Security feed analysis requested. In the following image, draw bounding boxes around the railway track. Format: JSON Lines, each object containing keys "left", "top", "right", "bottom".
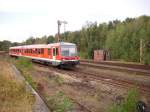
{"left": 34, "top": 63, "right": 94, "bottom": 112}
{"left": 35, "top": 62, "right": 150, "bottom": 96}
{"left": 80, "top": 60, "right": 150, "bottom": 75}
{"left": 80, "top": 59, "right": 150, "bottom": 70}
{"left": 33, "top": 62, "right": 150, "bottom": 112}
{"left": 51, "top": 67, "right": 150, "bottom": 96}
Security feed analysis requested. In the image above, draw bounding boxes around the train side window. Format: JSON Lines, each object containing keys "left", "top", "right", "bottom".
{"left": 56, "top": 48, "right": 58, "bottom": 55}
{"left": 48, "top": 48, "right": 51, "bottom": 55}
{"left": 41, "top": 48, "right": 44, "bottom": 54}
{"left": 38, "top": 49, "right": 41, "bottom": 54}
{"left": 35, "top": 49, "right": 37, "bottom": 54}
{"left": 33, "top": 49, "right": 35, "bottom": 54}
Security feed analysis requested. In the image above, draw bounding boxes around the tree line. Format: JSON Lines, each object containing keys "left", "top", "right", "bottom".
{"left": 0, "top": 15, "right": 149, "bottom": 64}
{"left": 61, "top": 15, "right": 150, "bottom": 64}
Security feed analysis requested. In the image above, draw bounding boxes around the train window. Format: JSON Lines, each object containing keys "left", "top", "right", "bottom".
{"left": 41, "top": 48, "right": 44, "bottom": 54}
{"left": 53, "top": 48, "right": 56, "bottom": 56}
{"left": 33, "top": 49, "right": 35, "bottom": 54}
{"left": 56, "top": 48, "right": 58, "bottom": 55}
{"left": 53, "top": 48, "right": 58, "bottom": 56}
{"left": 35, "top": 49, "right": 37, "bottom": 54}
{"left": 61, "top": 45, "right": 77, "bottom": 56}
{"left": 32, "top": 49, "right": 34, "bottom": 54}
{"left": 38, "top": 49, "right": 41, "bottom": 54}
{"left": 48, "top": 48, "right": 51, "bottom": 55}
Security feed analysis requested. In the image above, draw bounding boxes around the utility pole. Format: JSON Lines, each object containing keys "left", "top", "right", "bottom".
{"left": 57, "top": 20, "right": 67, "bottom": 42}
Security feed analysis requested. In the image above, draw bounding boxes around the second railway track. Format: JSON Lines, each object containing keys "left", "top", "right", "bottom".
{"left": 35, "top": 62, "right": 150, "bottom": 96}
{"left": 80, "top": 60, "right": 150, "bottom": 75}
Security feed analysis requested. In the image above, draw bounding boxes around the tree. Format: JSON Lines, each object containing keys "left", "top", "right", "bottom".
{"left": 47, "top": 35, "right": 55, "bottom": 44}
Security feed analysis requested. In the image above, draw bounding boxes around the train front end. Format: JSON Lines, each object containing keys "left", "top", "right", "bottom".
{"left": 60, "top": 42, "right": 80, "bottom": 68}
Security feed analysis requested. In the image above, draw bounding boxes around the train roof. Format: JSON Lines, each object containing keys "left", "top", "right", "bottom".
{"left": 9, "top": 42, "right": 76, "bottom": 49}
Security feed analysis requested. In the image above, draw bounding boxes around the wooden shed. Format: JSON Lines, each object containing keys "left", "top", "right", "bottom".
{"left": 94, "top": 50, "right": 110, "bottom": 61}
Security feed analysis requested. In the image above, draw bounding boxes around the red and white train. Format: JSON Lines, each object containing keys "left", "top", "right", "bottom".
{"left": 9, "top": 42, "right": 80, "bottom": 68}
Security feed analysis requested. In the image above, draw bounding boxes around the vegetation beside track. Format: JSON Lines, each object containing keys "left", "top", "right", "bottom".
{"left": 0, "top": 57, "right": 34, "bottom": 112}
{"left": 14, "top": 57, "right": 74, "bottom": 112}
{"left": 14, "top": 57, "right": 37, "bottom": 90}
{"left": 46, "top": 91, "right": 73, "bottom": 112}
{"left": 3, "top": 55, "right": 148, "bottom": 112}
{"left": 108, "top": 89, "right": 139, "bottom": 112}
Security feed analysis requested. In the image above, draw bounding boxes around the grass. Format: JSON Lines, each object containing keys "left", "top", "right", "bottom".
{"left": 108, "top": 88, "right": 139, "bottom": 112}
{"left": 0, "top": 60, "right": 34, "bottom": 112}
{"left": 15, "top": 57, "right": 37, "bottom": 89}
{"left": 46, "top": 91, "right": 73, "bottom": 112}
{"left": 15, "top": 57, "right": 33, "bottom": 70}
{"left": 53, "top": 75, "right": 64, "bottom": 85}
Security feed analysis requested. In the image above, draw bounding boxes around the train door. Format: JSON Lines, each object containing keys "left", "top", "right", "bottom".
{"left": 52, "top": 47, "right": 56, "bottom": 60}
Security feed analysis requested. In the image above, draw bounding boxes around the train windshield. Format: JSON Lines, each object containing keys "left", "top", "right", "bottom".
{"left": 61, "top": 45, "right": 77, "bottom": 56}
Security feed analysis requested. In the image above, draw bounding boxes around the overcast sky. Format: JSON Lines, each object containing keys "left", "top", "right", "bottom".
{"left": 0, "top": 0, "right": 150, "bottom": 42}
